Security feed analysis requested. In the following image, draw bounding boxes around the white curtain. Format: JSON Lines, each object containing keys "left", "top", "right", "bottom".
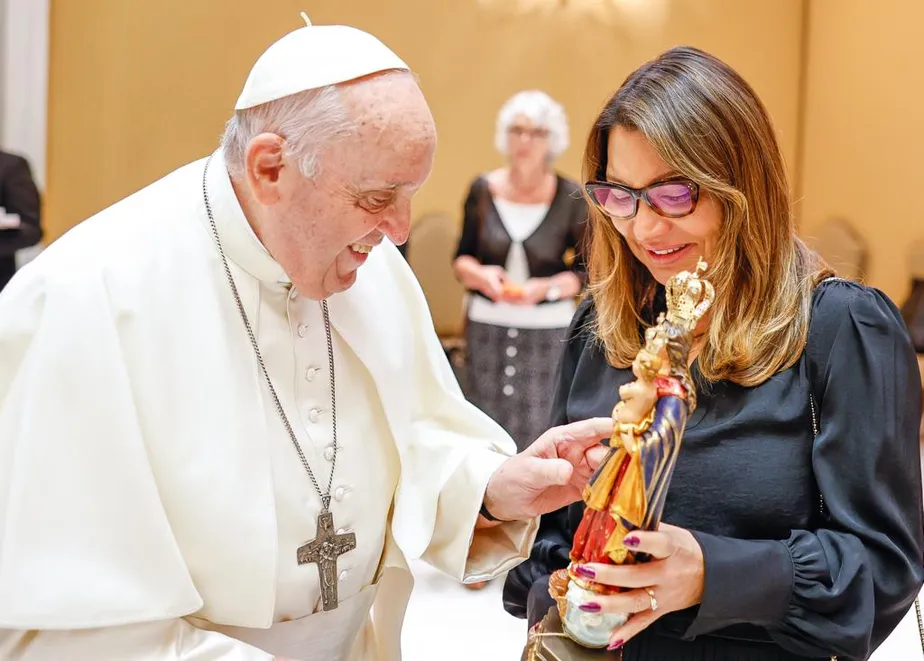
{"left": 0, "top": 0, "right": 50, "bottom": 190}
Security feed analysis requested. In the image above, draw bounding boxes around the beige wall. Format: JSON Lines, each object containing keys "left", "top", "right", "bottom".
{"left": 799, "top": 0, "right": 923, "bottom": 303}
{"left": 45, "top": 0, "right": 804, "bottom": 247}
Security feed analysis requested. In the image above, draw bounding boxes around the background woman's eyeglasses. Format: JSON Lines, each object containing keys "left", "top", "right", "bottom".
{"left": 584, "top": 178, "right": 700, "bottom": 220}
{"left": 508, "top": 126, "right": 549, "bottom": 140}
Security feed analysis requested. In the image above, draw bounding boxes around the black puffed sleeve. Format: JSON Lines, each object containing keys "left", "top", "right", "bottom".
{"left": 685, "top": 281, "right": 924, "bottom": 660}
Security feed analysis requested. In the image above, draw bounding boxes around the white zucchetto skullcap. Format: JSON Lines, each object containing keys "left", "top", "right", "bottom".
{"left": 234, "top": 12, "right": 410, "bottom": 110}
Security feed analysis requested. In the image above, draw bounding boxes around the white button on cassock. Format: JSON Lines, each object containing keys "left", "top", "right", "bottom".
{"left": 297, "top": 324, "right": 308, "bottom": 338}
{"left": 334, "top": 486, "right": 347, "bottom": 501}
{"left": 308, "top": 408, "right": 321, "bottom": 423}
{"left": 324, "top": 445, "right": 335, "bottom": 461}
{"left": 305, "top": 367, "right": 319, "bottom": 381}
{"left": 506, "top": 347, "right": 517, "bottom": 358}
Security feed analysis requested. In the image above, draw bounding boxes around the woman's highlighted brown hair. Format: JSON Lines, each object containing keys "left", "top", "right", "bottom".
{"left": 582, "top": 46, "right": 832, "bottom": 386}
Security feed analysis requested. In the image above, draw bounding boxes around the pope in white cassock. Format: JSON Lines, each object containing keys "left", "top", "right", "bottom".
{"left": 0, "top": 16, "right": 611, "bottom": 661}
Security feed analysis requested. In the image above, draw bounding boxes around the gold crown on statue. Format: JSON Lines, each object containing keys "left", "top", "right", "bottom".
{"left": 664, "top": 258, "right": 715, "bottom": 331}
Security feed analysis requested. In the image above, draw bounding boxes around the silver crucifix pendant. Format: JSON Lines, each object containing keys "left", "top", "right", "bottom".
{"left": 297, "top": 510, "right": 357, "bottom": 611}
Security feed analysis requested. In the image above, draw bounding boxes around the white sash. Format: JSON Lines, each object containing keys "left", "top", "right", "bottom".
{"left": 187, "top": 582, "right": 380, "bottom": 661}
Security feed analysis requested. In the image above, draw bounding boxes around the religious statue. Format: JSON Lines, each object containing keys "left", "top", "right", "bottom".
{"left": 546, "top": 260, "right": 715, "bottom": 650}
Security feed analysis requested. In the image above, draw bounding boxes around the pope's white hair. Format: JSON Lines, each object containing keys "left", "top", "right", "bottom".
{"left": 494, "top": 90, "right": 570, "bottom": 161}
{"left": 221, "top": 85, "right": 353, "bottom": 179}
{"left": 221, "top": 70, "right": 413, "bottom": 180}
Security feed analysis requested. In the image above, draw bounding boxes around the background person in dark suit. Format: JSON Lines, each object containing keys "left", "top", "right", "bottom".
{"left": 0, "top": 150, "right": 42, "bottom": 291}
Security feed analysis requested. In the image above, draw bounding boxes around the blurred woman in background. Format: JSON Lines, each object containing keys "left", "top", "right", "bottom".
{"left": 453, "top": 90, "right": 588, "bottom": 454}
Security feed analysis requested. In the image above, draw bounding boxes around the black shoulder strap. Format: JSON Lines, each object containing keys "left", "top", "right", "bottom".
{"left": 809, "top": 277, "right": 842, "bottom": 521}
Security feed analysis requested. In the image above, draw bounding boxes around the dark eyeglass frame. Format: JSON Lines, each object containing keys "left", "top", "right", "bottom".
{"left": 584, "top": 178, "right": 700, "bottom": 220}
{"left": 507, "top": 126, "right": 550, "bottom": 139}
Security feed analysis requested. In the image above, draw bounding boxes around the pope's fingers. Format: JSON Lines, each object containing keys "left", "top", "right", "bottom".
{"left": 523, "top": 456, "right": 573, "bottom": 487}
{"left": 551, "top": 417, "right": 615, "bottom": 448}
{"left": 583, "top": 444, "right": 610, "bottom": 470}
{"left": 623, "top": 530, "right": 677, "bottom": 560}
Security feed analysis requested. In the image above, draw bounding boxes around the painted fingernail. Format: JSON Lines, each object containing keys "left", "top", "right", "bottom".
{"left": 623, "top": 535, "right": 640, "bottom": 548}
{"left": 574, "top": 565, "right": 596, "bottom": 579}
{"left": 579, "top": 602, "right": 601, "bottom": 612}
{"left": 607, "top": 639, "right": 624, "bottom": 651}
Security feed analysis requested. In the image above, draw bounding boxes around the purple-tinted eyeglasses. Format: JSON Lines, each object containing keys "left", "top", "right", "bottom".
{"left": 584, "top": 178, "right": 700, "bottom": 221}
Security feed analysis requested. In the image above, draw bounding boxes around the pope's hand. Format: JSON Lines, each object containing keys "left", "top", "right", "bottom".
{"left": 481, "top": 418, "right": 613, "bottom": 523}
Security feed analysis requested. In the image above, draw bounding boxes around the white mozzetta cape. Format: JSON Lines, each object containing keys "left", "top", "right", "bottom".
{"left": 0, "top": 152, "right": 538, "bottom": 660}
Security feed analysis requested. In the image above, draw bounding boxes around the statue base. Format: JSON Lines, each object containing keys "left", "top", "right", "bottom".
{"left": 560, "top": 581, "right": 629, "bottom": 648}
{"left": 522, "top": 606, "right": 623, "bottom": 661}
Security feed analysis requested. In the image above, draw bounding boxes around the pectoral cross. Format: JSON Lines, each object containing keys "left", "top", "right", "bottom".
{"left": 297, "top": 510, "right": 357, "bottom": 611}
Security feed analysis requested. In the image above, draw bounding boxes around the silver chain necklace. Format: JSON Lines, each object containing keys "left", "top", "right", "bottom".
{"left": 202, "top": 154, "right": 356, "bottom": 611}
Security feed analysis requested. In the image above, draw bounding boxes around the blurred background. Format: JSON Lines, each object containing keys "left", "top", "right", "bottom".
{"left": 0, "top": 0, "right": 924, "bottom": 301}
{"left": 3, "top": 0, "right": 923, "bottom": 339}
{"left": 1, "top": 0, "right": 922, "bottom": 658}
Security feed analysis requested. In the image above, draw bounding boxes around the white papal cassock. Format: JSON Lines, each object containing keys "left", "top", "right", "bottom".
{"left": 0, "top": 150, "right": 538, "bottom": 660}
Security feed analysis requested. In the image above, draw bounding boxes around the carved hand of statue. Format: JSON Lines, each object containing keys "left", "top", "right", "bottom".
{"left": 570, "top": 523, "right": 705, "bottom": 651}
{"left": 616, "top": 381, "right": 657, "bottom": 426}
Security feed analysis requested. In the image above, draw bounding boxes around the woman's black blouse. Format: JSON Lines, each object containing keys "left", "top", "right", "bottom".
{"left": 503, "top": 279, "right": 924, "bottom": 661}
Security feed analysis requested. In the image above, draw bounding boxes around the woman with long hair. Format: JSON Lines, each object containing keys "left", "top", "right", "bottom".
{"left": 504, "top": 46, "right": 924, "bottom": 660}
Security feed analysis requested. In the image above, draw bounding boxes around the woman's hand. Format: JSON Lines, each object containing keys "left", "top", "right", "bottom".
{"left": 472, "top": 265, "right": 507, "bottom": 301}
{"left": 451, "top": 256, "right": 507, "bottom": 301}
{"left": 572, "top": 524, "right": 706, "bottom": 650}
{"left": 514, "top": 272, "right": 582, "bottom": 306}
{"left": 515, "top": 278, "right": 552, "bottom": 305}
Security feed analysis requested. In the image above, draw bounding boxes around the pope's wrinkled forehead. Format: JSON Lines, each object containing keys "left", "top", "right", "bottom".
{"left": 327, "top": 74, "right": 436, "bottom": 191}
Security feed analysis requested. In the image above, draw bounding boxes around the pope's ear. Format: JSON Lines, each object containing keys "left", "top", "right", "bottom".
{"left": 245, "top": 133, "right": 285, "bottom": 204}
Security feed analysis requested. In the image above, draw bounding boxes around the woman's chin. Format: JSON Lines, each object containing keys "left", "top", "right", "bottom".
{"left": 645, "top": 254, "right": 707, "bottom": 284}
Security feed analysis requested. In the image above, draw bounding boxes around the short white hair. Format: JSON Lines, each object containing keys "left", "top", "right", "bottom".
{"left": 494, "top": 90, "right": 570, "bottom": 160}
{"left": 221, "top": 85, "right": 354, "bottom": 180}
{"left": 220, "top": 70, "right": 414, "bottom": 180}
